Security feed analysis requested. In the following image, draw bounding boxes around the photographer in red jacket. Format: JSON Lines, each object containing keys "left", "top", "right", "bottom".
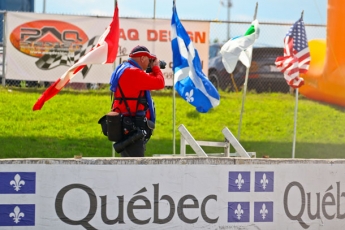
{"left": 109, "top": 45, "right": 165, "bottom": 157}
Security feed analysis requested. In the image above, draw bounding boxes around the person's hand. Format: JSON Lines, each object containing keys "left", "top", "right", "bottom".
{"left": 152, "top": 58, "right": 160, "bottom": 67}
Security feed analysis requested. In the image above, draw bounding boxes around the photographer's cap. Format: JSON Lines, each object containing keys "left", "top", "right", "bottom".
{"left": 129, "top": 45, "right": 156, "bottom": 59}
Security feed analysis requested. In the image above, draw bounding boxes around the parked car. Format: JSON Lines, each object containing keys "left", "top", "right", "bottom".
{"left": 208, "top": 44, "right": 290, "bottom": 93}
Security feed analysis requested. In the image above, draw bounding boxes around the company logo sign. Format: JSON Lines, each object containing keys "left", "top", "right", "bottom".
{"left": 228, "top": 171, "right": 274, "bottom": 223}
{"left": 0, "top": 172, "right": 36, "bottom": 227}
{"left": 10, "top": 20, "right": 96, "bottom": 77}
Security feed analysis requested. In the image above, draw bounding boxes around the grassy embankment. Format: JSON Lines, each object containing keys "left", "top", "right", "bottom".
{"left": 1, "top": 86, "right": 344, "bottom": 159}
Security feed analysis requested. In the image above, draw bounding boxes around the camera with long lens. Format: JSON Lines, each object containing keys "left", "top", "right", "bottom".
{"left": 146, "top": 60, "right": 166, "bottom": 73}
{"left": 113, "top": 129, "right": 147, "bottom": 153}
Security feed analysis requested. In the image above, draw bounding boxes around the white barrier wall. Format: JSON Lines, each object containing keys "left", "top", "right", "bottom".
{"left": 1, "top": 157, "right": 345, "bottom": 230}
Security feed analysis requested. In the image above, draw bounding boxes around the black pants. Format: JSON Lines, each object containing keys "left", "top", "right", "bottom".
{"left": 119, "top": 139, "right": 146, "bottom": 157}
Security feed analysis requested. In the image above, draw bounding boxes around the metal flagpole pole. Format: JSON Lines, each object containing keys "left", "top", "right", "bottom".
{"left": 112, "top": 0, "right": 118, "bottom": 157}
{"left": 172, "top": 0, "right": 176, "bottom": 156}
{"left": 292, "top": 88, "right": 299, "bottom": 158}
{"left": 2, "top": 11, "right": 6, "bottom": 86}
{"left": 173, "top": 76, "right": 176, "bottom": 156}
{"left": 237, "top": 2, "right": 258, "bottom": 140}
{"left": 292, "top": 10, "right": 304, "bottom": 158}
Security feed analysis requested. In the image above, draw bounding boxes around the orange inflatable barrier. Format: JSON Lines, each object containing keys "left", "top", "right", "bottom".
{"left": 299, "top": 0, "right": 345, "bottom": 107}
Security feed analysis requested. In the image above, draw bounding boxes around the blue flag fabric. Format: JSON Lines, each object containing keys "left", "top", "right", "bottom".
{"left": 109, "top": 59, "right": 156, "bottom": 122}
{"left": 171, "top": 1, "right": 220, "bottom": 113}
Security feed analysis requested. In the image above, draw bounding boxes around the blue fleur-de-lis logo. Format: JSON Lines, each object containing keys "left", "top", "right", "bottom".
{"left": 9, "top": 206, "right": 25, "bottom": 224}
{"left": 260, "top": 173, "right": 269, "bottom": 190}
{"left": 235, "top": 173, "right": 245, "bottom": 190}
{"left": 10, "top": 174, "right": 25, "bottom": 192}
{"left": 260, "top": 203, "right": 268, "bottom": 219}
{"left": 234, "top": 204, "right": 244, "bottom": 220}
{"left": 185, "top": 89, "right": 194, "bottom": 103}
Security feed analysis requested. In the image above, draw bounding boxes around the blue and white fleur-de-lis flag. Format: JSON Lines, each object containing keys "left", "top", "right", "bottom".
{"left": 171, "top": 1, "right": 220, "bottom": 113}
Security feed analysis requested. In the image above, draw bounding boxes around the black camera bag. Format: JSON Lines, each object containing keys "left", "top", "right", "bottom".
{"left": 98, "top": 112, "right": 123, "bottom": 142}
{"left": 98, "top": 115, "right": 107, "bottom": 136}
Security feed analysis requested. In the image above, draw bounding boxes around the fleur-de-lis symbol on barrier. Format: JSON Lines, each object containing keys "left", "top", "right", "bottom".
{"left": 185, "top": 89, "right": 194, "bottom": 103}
{"left": 260, "top": 173, "right": 269, "bottom": 190}
{"left": 234, "top": 203, "right": 244, "bottom": 220}
{"left": 9, "top": 206, "right": 25, "bottom": 224}
{"left": 260, "top": 203, "right": 268, "bottom": 219}
{"left": 235, "top": 173, "right": 244, "bottom": 190}
{"left": 10, "top": 174, "right": 25, "bottom": 192}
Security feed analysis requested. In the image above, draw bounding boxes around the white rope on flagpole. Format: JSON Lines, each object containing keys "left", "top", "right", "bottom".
{"left": 237, "top": 2, "right": 258, "bottom": 140}
{"left": 292, "top": 88, "right": 299, "bottom": 158}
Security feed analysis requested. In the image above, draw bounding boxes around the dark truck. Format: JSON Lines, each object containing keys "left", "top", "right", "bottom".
{"left": 208, "top": 44, "right": 289, "bottom": 93}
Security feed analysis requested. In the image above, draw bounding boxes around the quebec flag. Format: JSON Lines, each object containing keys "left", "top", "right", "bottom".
{"left": 171, "top": 0, "right": 220, "bottom": 113}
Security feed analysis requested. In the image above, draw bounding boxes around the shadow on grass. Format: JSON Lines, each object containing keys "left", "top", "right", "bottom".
{"left": 1, "top": 137, "right": 345, "bottom": 160}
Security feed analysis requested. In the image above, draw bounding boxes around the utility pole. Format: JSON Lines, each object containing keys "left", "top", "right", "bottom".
{"left": 221, "top": 0, "right": 232, "bottom": 40}
{"left": 43, "top": 0, "right": 46, "bottom": 13}
{"left": 153, "top": 0, "right": 156, "bottom": 19}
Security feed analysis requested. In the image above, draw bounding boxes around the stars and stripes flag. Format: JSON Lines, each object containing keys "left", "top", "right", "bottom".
{"left": 275, "top": 17, "right": 310, "bottom": 88}
{"left": 32, "top": 3, "right": 120, "bottom": 111}
{"left": 171, "top": 0, "right": 220, "bottom": 113}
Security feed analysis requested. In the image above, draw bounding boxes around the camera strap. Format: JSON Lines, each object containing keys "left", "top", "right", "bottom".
{"left": 112, "top": 84, "right": 147, "bottom": 116}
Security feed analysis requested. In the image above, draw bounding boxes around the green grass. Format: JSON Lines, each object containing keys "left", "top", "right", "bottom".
{"left": 1, "top": 86, "right": 345, "bottom": 159}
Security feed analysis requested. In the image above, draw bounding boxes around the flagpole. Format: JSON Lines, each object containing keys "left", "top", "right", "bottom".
{"left": 112, "top": 0, "right": 118, "bottom": 158}
{"left": 237, "top": 2, "right": 258, "bottom": 140}
{"left": 172, "top": 0, "right": 176, "bottom": 156}
{"left": 173, "top": 76, "right": 176, "bottom": 156}
{"left": 291, "top": 10, "right": 304, "bottom": 158}
{"left": 292, "top": 88, "right": 299, "bottom": 158}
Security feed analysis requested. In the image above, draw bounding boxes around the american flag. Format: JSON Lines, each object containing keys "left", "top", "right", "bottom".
{"left": 275, "top": 18, "right": 310, "bottom": 88}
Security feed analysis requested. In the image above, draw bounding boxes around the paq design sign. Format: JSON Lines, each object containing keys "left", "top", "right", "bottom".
{"left": 6, "top": 12, "right": 209, "bottom": 84}
{"left": 10, "top": 20, "right": 97, "bottom": 78}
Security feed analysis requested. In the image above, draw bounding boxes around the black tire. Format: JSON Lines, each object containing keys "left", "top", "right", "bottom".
{"left": 208, "top": 72, "right": 219, "bottom": 90}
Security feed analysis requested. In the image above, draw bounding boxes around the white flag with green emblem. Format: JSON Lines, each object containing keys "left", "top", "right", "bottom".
{"left": 220, "top": 19, "right": 259, "bottom": 73}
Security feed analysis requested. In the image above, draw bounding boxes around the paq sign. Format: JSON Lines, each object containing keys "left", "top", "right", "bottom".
{"left": 10, "top": 20, "right": 89, "bottom": 58}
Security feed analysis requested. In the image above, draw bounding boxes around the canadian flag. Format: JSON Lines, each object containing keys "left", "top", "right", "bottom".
{"left": 33, "top": 3, "right": 119, "bottom": 111}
